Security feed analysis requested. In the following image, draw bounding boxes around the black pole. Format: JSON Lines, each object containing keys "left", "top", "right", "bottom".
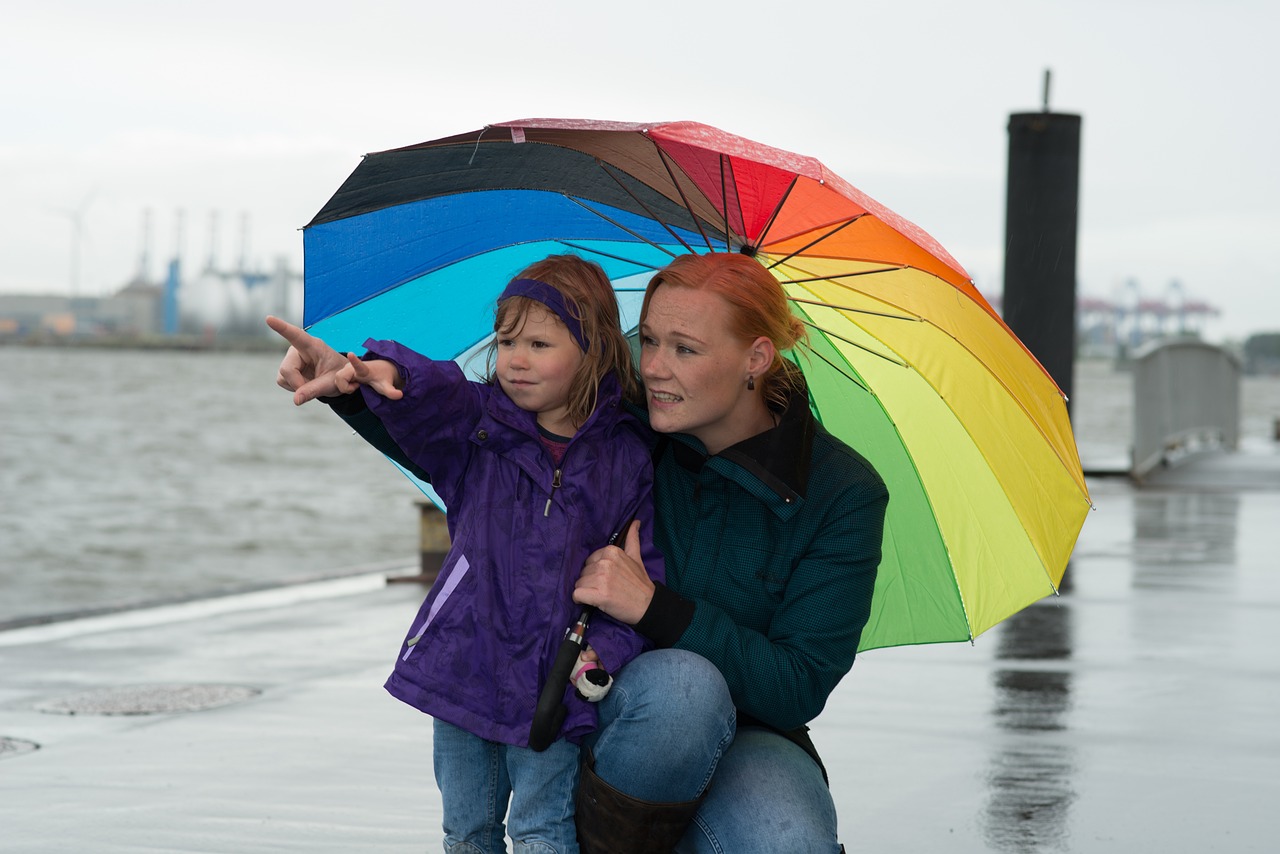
{"left": 528, "top": 607, "right": 592, "bottom": 752}
{"left": 1002, "top": 77, "right": 1082, "bottom": 412}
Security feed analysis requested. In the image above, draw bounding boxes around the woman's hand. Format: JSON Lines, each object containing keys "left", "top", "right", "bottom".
{"left": 574, "top": 522, "right": 656, "bottom": 626}
{"left": 266, "top": 315, "right": 351, "bottom": 405}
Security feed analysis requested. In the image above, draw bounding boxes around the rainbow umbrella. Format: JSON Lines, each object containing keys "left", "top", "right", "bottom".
{"left": 302, "top": 118, "right": 1092, "bottom": 652}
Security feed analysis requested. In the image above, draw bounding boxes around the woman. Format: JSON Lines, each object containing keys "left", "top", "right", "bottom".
{"left": 271, "top": 253, "right": 888, "bottom": 853}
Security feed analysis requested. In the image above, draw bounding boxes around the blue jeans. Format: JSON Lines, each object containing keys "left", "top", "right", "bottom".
{"left": 433, "top": 718, "right": 581, "bottom": 854}
{"left": 586, "top": 649, "right": 841, "bottom": 854}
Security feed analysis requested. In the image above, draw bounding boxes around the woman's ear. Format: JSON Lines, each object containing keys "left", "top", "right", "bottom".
{"left": 747, "top": 335, "right": 776, "bottom": 377}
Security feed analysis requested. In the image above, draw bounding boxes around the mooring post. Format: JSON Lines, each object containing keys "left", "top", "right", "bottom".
{"left": 1002, "top": 69, "right": 1083, "bottom": 414}
{"left": 389, "top": 499, "right": 451, "bottom": 586}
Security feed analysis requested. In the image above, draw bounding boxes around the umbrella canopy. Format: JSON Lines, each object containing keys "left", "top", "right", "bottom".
{"left": 302, "top": 118, "right": 1092, "bottom": 652}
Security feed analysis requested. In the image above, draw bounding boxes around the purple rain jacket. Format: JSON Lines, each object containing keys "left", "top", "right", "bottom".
{"left": 358, "top": 339, "right": 663, "bottom": 747}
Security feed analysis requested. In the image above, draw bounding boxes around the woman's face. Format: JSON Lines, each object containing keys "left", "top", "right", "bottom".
{"left": 639, "top": 285, "right": 772, "bottom": 454}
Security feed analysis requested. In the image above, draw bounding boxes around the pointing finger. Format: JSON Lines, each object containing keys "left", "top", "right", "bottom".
{"left": 265, "top": 315, "right": 312, "bottom": 349}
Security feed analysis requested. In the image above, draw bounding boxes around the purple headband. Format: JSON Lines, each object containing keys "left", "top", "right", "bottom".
{"left": 498, "top": 278, "right": 588, "bottom": 351}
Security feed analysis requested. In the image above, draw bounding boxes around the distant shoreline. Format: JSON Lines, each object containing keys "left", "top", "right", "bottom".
{"left": 0, "top": 334, "right": 287, "bottom": 353}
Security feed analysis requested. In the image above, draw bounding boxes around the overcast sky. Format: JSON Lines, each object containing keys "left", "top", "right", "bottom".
{"left": 4, "top": 0, "right": 1276, "bottom": 341}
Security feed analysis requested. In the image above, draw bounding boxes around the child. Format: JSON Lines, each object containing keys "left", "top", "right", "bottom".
{"left": 335, "top": 255, "right": 663, "bottom": 854}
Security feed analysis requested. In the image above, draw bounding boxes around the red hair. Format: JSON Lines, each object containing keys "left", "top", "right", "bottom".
{"left": 642, "top": 253, "right": 807, "bottom": 409}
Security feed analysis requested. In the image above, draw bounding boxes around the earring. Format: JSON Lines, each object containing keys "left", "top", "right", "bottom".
{"left": 746, "top": 376, "right": 755, "bottom": 391}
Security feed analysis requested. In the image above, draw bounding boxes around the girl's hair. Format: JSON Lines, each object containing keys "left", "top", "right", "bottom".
{"left": 487, "top": 255, "right": 641, "bottom": 427}
{"left": 641, "top": 253, "right": 807, "bottom": 411}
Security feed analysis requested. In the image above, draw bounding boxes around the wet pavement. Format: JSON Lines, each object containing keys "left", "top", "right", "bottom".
{"left": 2, "top": 455, "right": 1278, "bottom": 852}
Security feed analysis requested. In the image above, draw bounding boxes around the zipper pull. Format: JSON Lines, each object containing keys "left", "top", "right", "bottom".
{"left": 544, "top": 468, "right": 563, "bottom": 517}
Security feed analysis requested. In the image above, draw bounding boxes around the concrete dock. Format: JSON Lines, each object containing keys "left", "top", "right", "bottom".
{"left": 2, "top": 453, "right": 1278, "bottom": 853}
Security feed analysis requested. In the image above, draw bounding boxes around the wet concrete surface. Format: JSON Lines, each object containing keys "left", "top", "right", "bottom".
{"left": 817, "top": 459, "right": 1280, "bottom": 852}
{"left": 1, "top": 461, "right": 1277, "bottom": 852}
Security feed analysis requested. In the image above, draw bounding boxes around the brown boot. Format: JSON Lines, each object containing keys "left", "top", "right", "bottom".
{"left": 575, "top": 751, "right": 705, "bottom": 854}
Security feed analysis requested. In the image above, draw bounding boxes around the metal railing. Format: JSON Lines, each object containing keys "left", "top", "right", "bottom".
{"left": 1131, "top": 339, "right": 1240, "bottom": 481}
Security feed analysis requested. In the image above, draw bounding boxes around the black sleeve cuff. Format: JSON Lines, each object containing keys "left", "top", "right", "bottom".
{"left": 634, "top": 582, "right": 696, "bottom": 648}
{"left": 320, "top": 391, "right": 367, "bottom": 416}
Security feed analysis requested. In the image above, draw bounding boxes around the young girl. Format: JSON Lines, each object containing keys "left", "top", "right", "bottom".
{"left": 334, "top": 255, "right": 664, "bottom": 854}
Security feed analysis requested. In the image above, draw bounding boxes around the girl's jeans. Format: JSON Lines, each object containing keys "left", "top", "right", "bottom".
{"left": 433, "top": 718, "right": 580, "bottom": 854}
{"left": 585, "top": 648, "right": 842, "bottom": 854}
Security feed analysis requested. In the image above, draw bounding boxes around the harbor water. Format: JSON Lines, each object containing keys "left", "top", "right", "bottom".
{"left": 3, "top": 347, "right": 1279, "bottom": 627}
{"left": 1, "top": 345, "right": 422, "bottom": 626}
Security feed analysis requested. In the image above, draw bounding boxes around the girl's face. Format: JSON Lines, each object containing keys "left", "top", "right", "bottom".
{"left": 496, "top": 307, "right": 585, "bottom": 436}
{"left": 639, "top": 285, "right": 773, "bottom": 454}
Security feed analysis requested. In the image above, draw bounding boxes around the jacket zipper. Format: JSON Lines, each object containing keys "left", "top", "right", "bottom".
{"left": 544, "top": 468, "right": 562, "bottom": 517}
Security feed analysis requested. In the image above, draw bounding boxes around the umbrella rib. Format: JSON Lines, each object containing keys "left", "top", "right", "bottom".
{"left": 562, "top": 196, "right": 681, "bottom": 260}
{"left": 792, "top": 339, "right": 871, "bottom": 392}
{"left": 723, "top": 154, "right": 753, "bottom": 252}
{"left": 797, "top": 320, "right": 910, "bottom": 369}
{"left": 594, "top": 160, "right": 697, "bottom": 254}
{"left": 765, "top": 215, "right": 865, "bottom": 270}
{"left": 787, "top": 296, "right": 920, "bottom": 323}
{"left": 651, "top": 142, "right": 718, "bottom": 252}
{"left": 780, "top": 266, "right": 905, "bottom": 286}
{"left": 555, "top": 240, "right": 668, "bottom": 275}
{"left": 753, "top": 175, "right": 797, "bottom": 250}
{"left": 719, "top": 154, "right": 731, "bottom": 252}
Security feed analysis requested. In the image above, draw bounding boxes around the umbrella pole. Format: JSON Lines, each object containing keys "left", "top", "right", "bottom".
{"left": 528, "top": 606, "right": 594, "bottom": 752}
{"left": 528, "top": 514, "right": 634, "bottom": 750}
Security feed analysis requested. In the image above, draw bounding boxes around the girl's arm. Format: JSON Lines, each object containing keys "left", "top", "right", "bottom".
{"left": 338, "top": 352, "right": 404, "bottom": 399}
{"left": 339, "top": 339, "right": 486, "bottom": 505}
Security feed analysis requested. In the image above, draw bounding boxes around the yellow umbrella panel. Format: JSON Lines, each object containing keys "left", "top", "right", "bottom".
{"left": 775, "top": 259, "right": 1092, "bottom": 651}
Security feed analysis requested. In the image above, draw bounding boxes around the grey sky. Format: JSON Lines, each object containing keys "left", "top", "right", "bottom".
{"left": 3, "top": 0, "right": 1276, "bottom": 340}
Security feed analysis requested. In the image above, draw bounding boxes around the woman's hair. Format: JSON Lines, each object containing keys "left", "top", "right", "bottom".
{"left": 641, "top": 253, "right": 807, "bottom": 411}
{"left": 487, "top": 254, "right": 641, "bottom": 427}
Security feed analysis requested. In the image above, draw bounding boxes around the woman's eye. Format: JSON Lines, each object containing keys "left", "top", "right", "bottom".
{"left": 676, "top": 345, "right": 695, "bottom": 355}
{"left": 640, "top": 336, "right": 657, "bottom": 347}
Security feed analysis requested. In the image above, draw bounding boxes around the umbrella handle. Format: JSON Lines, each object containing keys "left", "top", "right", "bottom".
{"left": 528, "top": 606, "right": 594, "bottom": 752}
{"left": 528, "top": 513, "right": 624, "bottom": 750}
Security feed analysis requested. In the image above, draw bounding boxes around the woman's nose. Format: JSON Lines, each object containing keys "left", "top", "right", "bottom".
{"left": 640, "top": 349, "right": 667, "bottom": 379}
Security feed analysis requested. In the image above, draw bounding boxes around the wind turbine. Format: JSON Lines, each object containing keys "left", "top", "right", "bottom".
{"left": 51, "top": 190, "right": 96, "bottom": 298}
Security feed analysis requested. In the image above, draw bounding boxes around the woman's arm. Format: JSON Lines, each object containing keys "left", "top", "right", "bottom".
{"left": 322, "top": 391, "right": 434, "bottom": 484}
{"left": 672, "top": 483, "right": 885, "bottom": 731}
{"left": 575, "top": 517, "right": 661, "bottom": 626}
{"left": 574, "top": 491, "right": 665, "bottom": 673}
{"left": 580, "top": 445, "right": 888, "bottom": 732}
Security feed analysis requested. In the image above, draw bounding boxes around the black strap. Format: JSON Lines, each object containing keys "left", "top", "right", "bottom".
{"left": 735, "top": 713, "right": 830, "bottom": 787}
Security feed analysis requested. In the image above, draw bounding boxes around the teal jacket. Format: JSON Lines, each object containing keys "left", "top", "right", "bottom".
{"left": 634, "top": 393, "right": 887, "bottom": 732}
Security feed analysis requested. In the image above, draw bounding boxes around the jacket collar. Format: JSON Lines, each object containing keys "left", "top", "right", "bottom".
{"left": 716, "top": 387, "right": 814, "bottom": 500}
{"left": 476, "top": 372, "right": 634, "bottom": 494}
{"left": 630, "top": 383, "right": 815, "bottom": 507}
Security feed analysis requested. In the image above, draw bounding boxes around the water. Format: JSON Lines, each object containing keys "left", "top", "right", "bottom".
{"left": 1, "top": 346, "right": 421, "bottom": 626}
{"left": 2, "top": 348, "right": 1278, "bottom": 626}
